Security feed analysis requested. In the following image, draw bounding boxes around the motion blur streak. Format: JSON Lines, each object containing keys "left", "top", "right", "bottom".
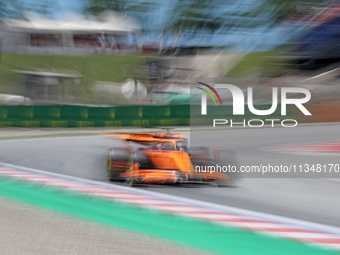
{"left": 0, "top": 169, "right": 338, "bottom": 255}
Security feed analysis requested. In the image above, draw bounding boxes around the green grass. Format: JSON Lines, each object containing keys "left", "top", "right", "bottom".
{"left": 0, "top": 54, "right": 148, "bottom": 103}
{"left": 227, "top": 50, "right": 287, "bottom": 78}
{"left": 0, "top": 51, "right": 287, "bottom": 104}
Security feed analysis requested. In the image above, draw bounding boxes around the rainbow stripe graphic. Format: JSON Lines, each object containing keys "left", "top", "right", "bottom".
{"left": 197, "top": 82, "right": 222, "bottom": 106}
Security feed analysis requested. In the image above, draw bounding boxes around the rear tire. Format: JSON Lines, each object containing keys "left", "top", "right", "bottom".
{"left": 107, "top": 152, "right": 112, "bottom": 181}
{"left": 215, "top": 150, "right": 240, "bottom": 187}
{"left": 107, "top": 148, "right": 132, "bottom": 181}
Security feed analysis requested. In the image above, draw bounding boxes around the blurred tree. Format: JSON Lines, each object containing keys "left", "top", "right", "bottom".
{"left": 0, "top": 0, "right": 55, "bottom": 18}
{"left": 165, "top": 0, "right": 331, "bottom": 34}
{"left": 125, "top": 1, "right": 159, "bottom": 33}
{"left": 166, "top": 0, "right": 227, "bottom": 34}
{"left": 236, "top": 0, "right": 333, "bottom": 28}
{"left": 82, "top": 0, "right": 159, "bottom": 32}
{"left": 83, "top": 0, "right": 127, "bottom": 14}
{"left": 0, "top": 0, "right": 21, "bottom": 17}
{"left": 81, "top": 0, "right": 333, "bottom": 39}
{"left": 83, "top": 0, "right": 157, "bottom": 16}
{"left": 30, "top": 0, "right": 55, "bottom": 16}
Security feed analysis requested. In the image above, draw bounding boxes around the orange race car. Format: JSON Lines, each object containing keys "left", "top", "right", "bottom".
{"left": 103, "top": 131, "right": 239, "bottom": 186}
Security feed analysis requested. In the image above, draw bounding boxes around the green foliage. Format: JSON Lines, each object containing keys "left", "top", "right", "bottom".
{"left": 82, "top": 0, "right": 159, "bottom": 33}
{"left": 0, "top": 0, "right": 22, "bottom": 18}
{"left": 166, "top": 0, "right": 330, "bottom": 34}
{"left": 83, "top": 0, "right": 157, "bottom": 18}
{"left": 0, "top": 0, "right": 55, "bottom": 18}
{"left": 166, "top": 0, "right": 228, "bottom": 34}
{"left": 235, "top": 0, "right": 331, "bottom": 29}
{"left": 83, "top": 0, "right": 127, "bottom": 14}
{"left": 81, "top": 0, "right": 330, "bottom": 37}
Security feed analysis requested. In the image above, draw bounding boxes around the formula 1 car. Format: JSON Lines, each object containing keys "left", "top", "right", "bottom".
{"left": 104, "top": 131, "right": 239, "bottom": 186}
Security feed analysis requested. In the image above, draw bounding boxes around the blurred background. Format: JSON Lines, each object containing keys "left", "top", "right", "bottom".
{"left": 0, "top": 0, "right": 339, "bottom": 110}
{"left": 1, "top": 1, "right": 340, "bottom": 255}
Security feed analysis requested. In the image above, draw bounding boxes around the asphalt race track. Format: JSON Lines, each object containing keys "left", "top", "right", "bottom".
{"left": 0, "top": 124, "right": 339, "bottom": 228}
